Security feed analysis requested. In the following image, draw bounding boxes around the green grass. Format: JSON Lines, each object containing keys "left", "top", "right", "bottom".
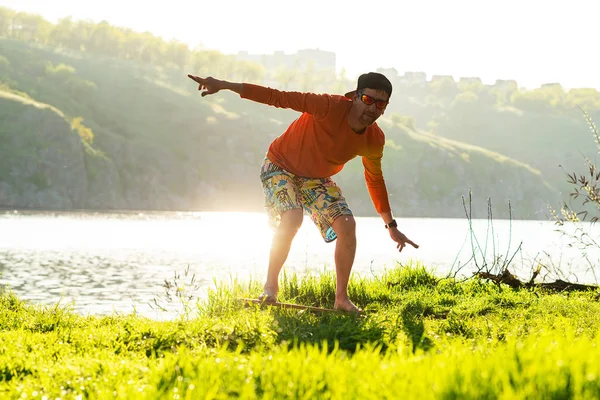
{"left": 2, "top": 264, "right": 600, "bottom": 399}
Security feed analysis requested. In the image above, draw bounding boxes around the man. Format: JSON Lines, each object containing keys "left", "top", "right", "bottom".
{"left": 188, "top": 72, "right": 418, "bottom": 312}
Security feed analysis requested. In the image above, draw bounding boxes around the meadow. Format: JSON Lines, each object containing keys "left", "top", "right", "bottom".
{"left": 2, "top": 264, "right": 600, "bottom": 399}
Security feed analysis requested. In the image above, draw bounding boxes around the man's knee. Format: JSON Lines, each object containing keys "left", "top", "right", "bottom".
{"left": 278, "top": 208, "right": 304, "bottom": 234}
{"left": 333, "top": 215, "right": 356, "bottom": 238}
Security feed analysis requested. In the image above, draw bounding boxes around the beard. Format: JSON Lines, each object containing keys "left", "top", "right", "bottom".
{"left": 359, "top": 112, "right": 378, "bottom": 126}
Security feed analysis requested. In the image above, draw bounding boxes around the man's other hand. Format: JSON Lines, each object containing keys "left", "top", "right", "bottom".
{"left": 389, "top": 228, "right": 419, "bottom": 252}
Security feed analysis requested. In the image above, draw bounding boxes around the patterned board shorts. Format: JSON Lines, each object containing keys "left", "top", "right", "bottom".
{"left": 260, "top": 157, "right": 353, "bottom": 243}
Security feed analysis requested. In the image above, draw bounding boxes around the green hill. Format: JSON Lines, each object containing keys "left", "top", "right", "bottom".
{"left": 0, "top": 38, "right": 557, "bottom": 219}
{"left": 337, "top": 120, "right": 556, "bottom": 219}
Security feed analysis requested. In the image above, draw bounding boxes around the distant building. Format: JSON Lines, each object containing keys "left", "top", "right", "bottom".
{"left": 376, "top": 68, "right": 400, "bottom": 80}
{"left": 235, "top": 48, "right": 336, "bottom": 72}
{"left": 235, "top": 49, "right": 336, "bottom": 91}
{"left": 296, "top": 49, "right": 336, "bottom": 71}
{"left": 492, "top": 79, "right": 518, "bottom": 90}
{"left": 430, "top": 75, "right": 455, "bottom": 83}
{"left": 458, "top": 77, "right": 483, "bottom": 85}
{"left": 401, "top": 71, "right": 427, "bottom": 84}
{"left": 541, "top": 82, "right": 563, "bottom": 89}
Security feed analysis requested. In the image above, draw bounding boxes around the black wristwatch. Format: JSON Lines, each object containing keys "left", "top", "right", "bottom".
{"left": 385, "top": 219, "right": 397, "bottom": 229}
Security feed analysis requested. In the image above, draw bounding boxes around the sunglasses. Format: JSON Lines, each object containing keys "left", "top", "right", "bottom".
{"left": 358, "top": 91, "right": 389, "bottom": 110}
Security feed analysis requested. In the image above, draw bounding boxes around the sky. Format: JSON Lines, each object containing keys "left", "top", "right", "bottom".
{"left": 2, "top": 0, "right": 599, "bottom": 89}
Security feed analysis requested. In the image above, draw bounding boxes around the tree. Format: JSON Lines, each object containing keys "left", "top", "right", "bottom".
{"left": 71, "top": 20, "right": 94, "bottom": 52}
{"left": 190, "top": 50, "right": 225, "bottom": 77}
{"left": 299, "top": 60, "right": 318, "bottom": 91}
{"left": 540, "top": 83, "right": 565, "bottom": 108}
{"left": 49, "top": 17, "right": 78, "bottom": 50}
{"left": 121, "top": 29, "right": 145, "bottom": 60}
{"left": 87, "top": 21, "right": 124, "bottom": 57}
{"left": 458, "top": 77, "right": 484, "bottom": 93}
{"left": 510, "top": 86, "right": 564, "bottom": 114}
{"left": 489, "top": 80, "right": 518, "bottom": 106}
{"left": 140, "top": 33, "right": 164, "bottom": 64}
{"left": 14, "top": 12, "right": 52, "bottom": 43}
{"left": 0, "top": 7, "right": 15, "bottom": 37}
{"left": 165, "top": 40, "right": 190, "bottom": 71}
{"left": 429, "top": 76, "right": 458, "bottom": 100}
{"left": 565, "top": 88, "right": 600, "bottom": 111}
{"left": 449, "top": 91, "right": 482, "bottom": 118}
{"left": 451, "top": 91, "right": 479, "bottom": 107}
{"left": 274, "top": 66, "right": 297, "bottom": 90}
{"left": 235, "top": 60, "right": 265, "bottom": 83}
{"left": 329, "top": 67, "right": 352, "bottom": 95}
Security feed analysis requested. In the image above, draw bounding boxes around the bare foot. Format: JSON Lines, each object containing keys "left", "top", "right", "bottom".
{"left": 334, "top": 297, "right": 362, "bottom": 313}
{"left": 258, "top": 288, "right": 278, "bottom": 303}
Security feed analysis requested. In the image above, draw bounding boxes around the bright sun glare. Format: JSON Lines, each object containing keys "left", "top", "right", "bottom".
{"left": 3, "top": 0, "right": 600, "bottom": 89}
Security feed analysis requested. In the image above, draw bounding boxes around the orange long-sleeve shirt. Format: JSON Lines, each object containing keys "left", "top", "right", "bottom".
{"left": 240, "top": 83, "right": 391, "bottom": 214}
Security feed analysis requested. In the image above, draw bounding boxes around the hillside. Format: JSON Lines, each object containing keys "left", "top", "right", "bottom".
{"left": 0, "top": 39, "right": 558, "bottom": 219}
{"left": 337, "top": 120, "right": 556, "bottom": 219}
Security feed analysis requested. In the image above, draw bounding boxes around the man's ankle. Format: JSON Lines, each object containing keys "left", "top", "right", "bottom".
{"left": 335, "top": 293, "right": 349, "bottom": 302}
{"left": 263, "top": 285, "right": 278, "bottom": 295}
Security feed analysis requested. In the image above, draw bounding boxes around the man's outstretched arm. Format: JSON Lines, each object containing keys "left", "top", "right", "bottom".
{"left": 187, "top": 74, "right": 330, "bottom": 117}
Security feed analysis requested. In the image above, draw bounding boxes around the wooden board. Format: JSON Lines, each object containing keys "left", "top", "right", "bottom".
{"left": 240, "top": 298, "right": 338, "bottom": 313}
